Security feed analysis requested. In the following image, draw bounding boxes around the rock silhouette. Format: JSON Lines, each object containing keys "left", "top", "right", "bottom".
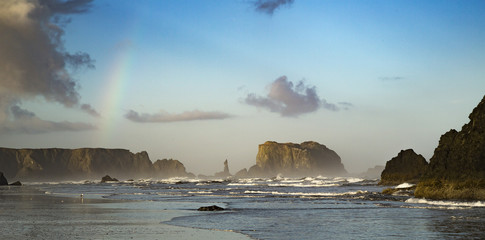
{"left": 415, "top": 95, "right": 485, "bottom": 200}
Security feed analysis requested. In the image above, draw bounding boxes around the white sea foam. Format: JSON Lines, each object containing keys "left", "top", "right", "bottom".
{"left": 244, "top": 190, "right": 366, "bottom": 197}
{"left": 346, "top": 177, "right": 365, "bottom": 183}
{"left": 29, "top": 180, "right": 92, "bottom": 185}
{"left": 156, "top": 177, "right": 201, "bottom": 184}
{"left": 188, "top": 191, "right": 213, "bottom": 194}
{"left": 227, "top": 183, "right": 259, "bottom": 186}
{"left": 268, "top": 183, "right": 339, "bottom": 187}
{"left": 405, "top": 198, "right": 485, "bottom": 208}
{"left": 395, "top": 183, "right": 415, "bottom": 189}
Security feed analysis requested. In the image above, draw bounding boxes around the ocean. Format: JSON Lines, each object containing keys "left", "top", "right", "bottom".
{"left": 2, "top": 176, "right": 485, "bottom": 239}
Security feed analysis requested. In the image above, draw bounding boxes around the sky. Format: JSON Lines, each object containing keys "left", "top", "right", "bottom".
{"left": 1, "top": 0, "right": 484, "bottom": 175}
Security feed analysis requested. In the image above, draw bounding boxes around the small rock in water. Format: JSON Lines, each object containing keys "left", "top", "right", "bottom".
{"left": 101, "top": 175, "right": 119, "bottom": 183}
{"left": 0, "top": 172, "right": 8, "bottom": 185}
{"left": 197, "top": 205, "right": 225, "bottom": 211}
{"left": 9, "top": 181, "right": 22, "bottom": 186}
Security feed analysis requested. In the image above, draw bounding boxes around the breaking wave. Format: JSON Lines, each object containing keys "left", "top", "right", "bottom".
{"left": 405, "top": 198, "right": 485, "bottom": 209}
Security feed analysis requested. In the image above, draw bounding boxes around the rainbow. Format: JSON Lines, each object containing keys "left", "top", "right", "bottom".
{"left": 96, "top": 42, "right": 134, "bottom": 144}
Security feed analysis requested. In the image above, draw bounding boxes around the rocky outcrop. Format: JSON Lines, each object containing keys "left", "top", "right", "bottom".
{"left": 358, "top": 165, "right": 385, "bottom": 179}
{"left": 247, "top": 165, "right": 264, "bottom": 177}
{"left": 379, "top": 149, "right": 428, "bottom": 185}
{"left": 214, "top": 159, "right": 231, "bottom": 178}
{"left": 252, "top": 141, "right": 347, "bottom": 177}
{"left": 0, "top": 172, "right": 8, "bottom": 185}
{"left": 9, "top": 181, "right": 22, "bottom": 186}
{"left": 415, "top": 95, "right": 485, "bottom": 200}
{"left": 0, "top": 148, "right": 191, "bottom": 181}
{"left": 153, "top": 159, "right": 190, "bottom": 178}
{"left": 197, "top": 205, "right": 224, "bottom": 211}
{"left": 101, "top": 175, "right": 118, "bottom": 183}
{"left": 234, "top": 168, "right": 249, "bottom": 178}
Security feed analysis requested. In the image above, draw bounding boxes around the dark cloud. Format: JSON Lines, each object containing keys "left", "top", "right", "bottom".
{"left": 10, "top": 105, "right": 36, "bottom": 119}
{"left": 0, "top": 105, "right": 96, "bottom": 134}
{"left": 125, "top": 110, "right": 232, "bottom": 123}
{"left": 81, "top": 104, "right": 100, "bottom": 117}
{"left": 245, "top": 76, "right": 340, "bottom": 117}
{"left": 40, "top": 0, "right": 93, "bottom": 14}
{"left": 254, "top": 0, "right": 294, "bottom": 15}
{"left": 0, "top": 0, "right": 97, "bottom": 133}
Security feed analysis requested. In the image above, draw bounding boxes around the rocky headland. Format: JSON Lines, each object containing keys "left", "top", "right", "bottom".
{"left": 246, "top": 141, "right": 347, "bottom": 177}
{"left": 379, "top": 149, "right": 428, "bottom": 185}
{"left": 415, "top": 95, "right": 485, "bottom": 200}
{"left": 0, "top": 148, "right": 192, "bottom": 181}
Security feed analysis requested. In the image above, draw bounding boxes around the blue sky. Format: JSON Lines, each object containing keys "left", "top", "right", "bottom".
{"left": 1, "top": 0, "right": 484, "bottom": 174}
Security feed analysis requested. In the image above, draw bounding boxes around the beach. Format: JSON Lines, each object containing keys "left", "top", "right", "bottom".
{"left": 2, "top": 178, "right": 485, "bottom": 239}
{"left": 0, "top": 185, "right": 251, "bottom": 240}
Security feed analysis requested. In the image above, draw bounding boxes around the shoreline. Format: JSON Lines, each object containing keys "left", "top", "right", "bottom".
{"left": 0, "top": 185, "right": 252, "bottom": 240}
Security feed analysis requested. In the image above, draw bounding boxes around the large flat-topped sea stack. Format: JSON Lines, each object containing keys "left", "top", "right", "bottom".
{"left": 251, "top": 141, "right": 347, "bottom": 177}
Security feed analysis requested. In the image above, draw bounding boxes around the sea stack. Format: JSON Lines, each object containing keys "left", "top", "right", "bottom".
{"left": 249, "top": 141, "right": 347, "bottom": 177}
{"left": 215, "top": 159, "right": 232, "bottom": 178}
{"left": 415, "top": 95, "right": 485, "bottom": 200}
{"left": 379, "top": 149, "right": 428, "bottom": 185}
{"left": 153, "top": 159, "right": 191, "bottom": 178}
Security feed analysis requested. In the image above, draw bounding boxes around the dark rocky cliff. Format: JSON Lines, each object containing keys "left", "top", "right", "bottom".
{"left": 251, "top": 141, "right": 347, "bottom": 177}
{"left": 379, "top": 149, "right": 428, "bottom": 185}
{"left": 0, "top": 148, "right": 190, "bottom": 181}
{"left": 415, "top": 95, "right": 485, "bottom": 200}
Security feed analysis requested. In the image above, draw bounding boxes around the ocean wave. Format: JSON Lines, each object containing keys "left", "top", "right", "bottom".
{"left": 267, "top": 183, "right": 340, "bottom": 187}
{"left": 395, "top": 183, "right": 415, "bottom": 189}
{"left": 243, "top": 190, "right": 367, "bottom": 197}
{"left": 345, "top": 177, "right": 365, "bottom": 183}
{"left": 188, "top": 191, "right": 214, "bottom": 194}
{"left": 405, "top": 198, "right": 485, "bottom": 208}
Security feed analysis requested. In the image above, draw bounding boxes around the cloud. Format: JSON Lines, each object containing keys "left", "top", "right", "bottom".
{"left": 0, "top": 0, "right": 97, "bottom": 133}
{"left": 379, "top": 76, "right": 405, "bottom": 81}
{"left": 125, "top": 110, "right": 232, "bottom": 123}
{"left": 0, "top": 105, "right": 96, "bottom": 134}
{"left": 81, "top": 104, "right": 100, "bottom": 117}
{"left": 338, "top": 102, "right": 354, "bottom": 110}
{"left": 245, "top": 76, "right": 342, "bottom": 116}
{"left": 253, "top": 0, "right": 294, "bottom": 15}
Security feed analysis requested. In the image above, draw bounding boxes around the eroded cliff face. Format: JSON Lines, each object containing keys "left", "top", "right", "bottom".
{"left": 0, "top": 148, "right": 189, "bottom": 181}
{"left": 415, "top": 95, "right": 485, "bottom": 200}
{"left": 379, "top": 149, "right": 428, "bottom": 185}
{"left": 254, "top": 141, "right": 347, "bottom": 176}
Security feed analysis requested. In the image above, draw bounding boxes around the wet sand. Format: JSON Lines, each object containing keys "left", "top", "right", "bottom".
{"left": 0, "top": 186, "right": 251, "bottom": 239}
